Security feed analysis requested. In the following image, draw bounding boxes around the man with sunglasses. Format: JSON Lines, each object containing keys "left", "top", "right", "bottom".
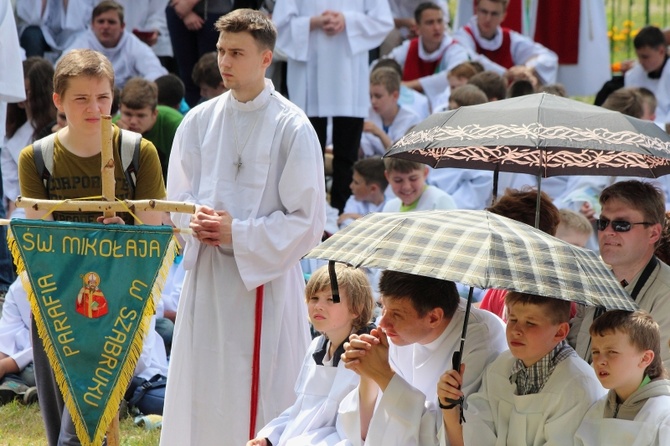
{"left": 568, "top": 180, "right": 670, "bottom": 370}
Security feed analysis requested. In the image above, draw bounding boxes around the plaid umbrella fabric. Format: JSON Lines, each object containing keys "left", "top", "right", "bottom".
{"left": 306, "top": 209, "right": 636, "bottom": 311}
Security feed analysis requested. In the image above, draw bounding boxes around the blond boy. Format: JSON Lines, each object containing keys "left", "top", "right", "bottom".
{"left": 382, "top": 158, "right": 456, "bottom": 212}
{"left": 360, "top": 67, "right": 421, "bottom": 158}
{"left": 249, "top": 264, "right": 375, "bottom": 445}
{"left": 556, "top": 208, "right": 593, "bottom": 248}
{"left": 438, "top": 292, "right": 604, "bottom": 446}
{"left": 575, "top": 310, "right": 670, "bottom": 445}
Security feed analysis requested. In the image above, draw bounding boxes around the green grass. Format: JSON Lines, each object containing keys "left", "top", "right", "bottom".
{"left": 0, "top": 401, "right": 160, "bottom": 446}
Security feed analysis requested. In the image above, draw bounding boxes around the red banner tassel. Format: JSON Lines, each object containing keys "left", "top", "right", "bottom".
{"left": 249, "top": 284, "right": 264, "bottom": 440}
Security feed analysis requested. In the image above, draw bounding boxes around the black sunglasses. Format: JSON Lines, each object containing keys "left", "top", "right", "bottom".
{"left": 596, "top": 218, "right": 653, "bottom": 232}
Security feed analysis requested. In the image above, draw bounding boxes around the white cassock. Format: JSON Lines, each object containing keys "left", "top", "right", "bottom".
{"left": 162, "top": 80, "right": 326, "bottom": 445}
{"left": 111, "top": 0, "right": 173, "bottom": 57}
{"left": 338, "top": 302, "right": 508, "bottom": 445}
{"left": 360, "top": 106, "right": 421, "bottom": 158}
{"left": 382, "top": 185, "right": 457, "bottom": 212}
{"left": 575, "top": 386, "right": 670, "bottom": 446}
{"left": 625, "top": 61, "right": 670, "bottom": 125}
{"left": 256, "top": 336, "right": 360, "bottom": 445}
{"left": 2, "top": 121, "right": 33, "bottom": 219}
{"left": 273, "top": 0, "right": 393, "bottom": 119}
{"left": 59, "top": 29, "right": 167, "bottom": 87}
{"left": 15, "top": 0, "right": 95, "bottom": 53}
{"left": 453, "top": 16, "right": 558, "bottom": 85}
{"left": 427, "top": 167, "right": 494, "bottom": 210}
{"left": 461, "top": 350, "right": 605, "bottom": 446}
{"left": 0, "top": 1, "right": 26, "bottom": 147}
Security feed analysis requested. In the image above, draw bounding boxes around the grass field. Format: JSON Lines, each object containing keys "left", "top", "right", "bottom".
{"left": 0, "top": 401, "right": 160, "bottom": 446}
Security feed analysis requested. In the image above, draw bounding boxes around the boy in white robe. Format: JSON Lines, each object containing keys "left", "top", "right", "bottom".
{"left": 339, "top": 271, "right": 507, "bottom": 445}
{"left": 575, "top": 310, "right": 670, "bottom": 446}
{"left": 249, "top": 264, "right": 375, "bottom": 446}
{"left": 439, "top": 292, "right": 605, "bottom": 446}
{"left": 58, "top": 1, "right": 167, "bottom": 88}
{"left": 382, "top": 158, "right": 457, "bottom": 212}
{"left": 360, "top": 67, "right": 421, "bottom": 159}
{"left": 162, "top": 10, "right": 326, "bottom": 445}
{"left": 338, "top": 157, "right": 388, "bottom": 229}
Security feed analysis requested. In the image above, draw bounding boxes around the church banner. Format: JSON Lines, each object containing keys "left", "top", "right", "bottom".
{"left": 8, "top": 219, "right": 176, "bottom": 446}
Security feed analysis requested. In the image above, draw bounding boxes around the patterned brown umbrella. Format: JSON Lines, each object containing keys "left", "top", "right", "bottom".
{"left": 387, "top": 92, "right": 670, "bottom": 178}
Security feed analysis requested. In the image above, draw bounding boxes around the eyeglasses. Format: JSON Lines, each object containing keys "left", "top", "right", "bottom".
{"left": 596, "top": 218, "right": 653, "bottom": 232}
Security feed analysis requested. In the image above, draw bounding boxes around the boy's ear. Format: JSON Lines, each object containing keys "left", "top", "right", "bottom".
{"left": 53, "top": 92, "right": 64, "bottom": 112}
{"left": 422, "top": 166, "right": 430, "bottom": 178}
{"left": 640, "top": 349, "right": 655, "bottom": 369}
{"left": 392, "top": 90, "right": 400, "bottom": 102}
{"left": 426, "top": 307, "right": 444, "bottom": 327}
{"left": 554, "top": 322, "right": 570, "bottom": 341}
{"left": 261, "top": 49, "right": 273, "bottom": 69}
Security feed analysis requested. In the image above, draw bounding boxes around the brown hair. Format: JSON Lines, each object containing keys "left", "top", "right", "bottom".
{"left": 370, "top": 66, "right": 401, "bottom": 94}
{"left": 192, "top": 52, "right": 222, "bottom": 89}
{"left": 505, "top": 292, "right": 571, "bottom": 324}
{"left": 448, "top": 62, "right": 481, "bottom": 80}
{"left": 475, "top": 0, "right": 510, "bottom": 11}
{"left": 215, "top": 9, "right": 276, "bottom": 51}
{"left": 53, "top": 49, "right": 114, "bottom": 97}
{"left": 450, "top": 84, "right": 488, "bottom": 107}
{"left": 305, "top": 264, "right": 374, "bottom": 332}
{"left": 354, "top": 157, "right": 388, "bottom": 190}
{"left": 600, "top": 180, "right": 666, "bottom": 228}
{"left": 468, "top": 71, "right": 506, "bottom": 101}
{"left": 487, "top": 188, "right": 560, "bottom": 236}
{"left": 602, "top": 87, "right": 644, "bottom": 118}
{"left": 590, "top": 310, "right": 666, "bottom": 379}
{"left": 92, "top": 0, "right": 124, "bottom": 25}
{"left": 379, "top": 270, "right": 460, "bottom": 319}
{"left": 383, "top": 157, "right": 425, "bottom": 174}
{"left": 120, "top": 77, "right": 158, "bottom": 110}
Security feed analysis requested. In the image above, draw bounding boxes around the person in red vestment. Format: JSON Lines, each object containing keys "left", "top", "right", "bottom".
{"left": 75, "top": 272, "right": 108, "bottom": 319}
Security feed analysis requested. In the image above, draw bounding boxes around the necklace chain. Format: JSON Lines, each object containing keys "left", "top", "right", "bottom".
{"left": 230, "top": 107, "right": 260, "bottom": 179}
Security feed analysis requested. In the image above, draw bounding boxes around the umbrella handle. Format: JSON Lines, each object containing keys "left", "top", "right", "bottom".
{"left": 438, "top": 351, "right": 464, "bottom": 409}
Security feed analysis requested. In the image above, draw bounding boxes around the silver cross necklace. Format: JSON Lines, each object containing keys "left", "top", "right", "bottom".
{"left": 230, "top": 107, "right": 260, "bottom": 179}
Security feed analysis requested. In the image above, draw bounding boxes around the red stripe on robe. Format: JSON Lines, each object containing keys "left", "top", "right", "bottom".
{"left": 534, "top": 0, "right": 580, "bottom": 64}
{"left": 402, "top": 38, "right": 443, "bottom": 81}
{"left": 463, "top": 25, "right": 515, "bottom": 69}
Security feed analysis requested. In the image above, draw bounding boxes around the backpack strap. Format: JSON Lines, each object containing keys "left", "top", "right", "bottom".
{"left": 127, "top": 374, "right": 167, "bottom": 409}
{"left": 32, "top": 133, "right": 57, "bottom": 192}
{"left": 118, "top": 129, "right": 142, "bottom": 198}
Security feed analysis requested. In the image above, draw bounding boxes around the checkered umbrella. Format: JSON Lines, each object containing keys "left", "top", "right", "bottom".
{"left": 306, "top": 209, "right": 636, "bottom": 311}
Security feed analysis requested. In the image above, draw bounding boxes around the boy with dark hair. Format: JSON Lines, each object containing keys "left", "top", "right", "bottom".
{"left": 624, "top": 25, "right": 670, "bottom": 126}
{"left": 468, "top": 70, "right": 507, "bottom": 101}
{"left": 115, "top": 77, "right": 183, "bottom": 179}
{"left": 191, "top": 51, "right": 228, "bottom": 101}
{"left": 439, "top": 292, "right": 604, "bottom": 445}
{"left": 338, "top": 157, "right": 388, "bottom": 229}
{"left": 154, "top": 73, "right": 189, "bottom": 115}
{"left": 340, "top": 270, "right": 507, "bottom": 445}
{"left": 575, "top": 310, "right": 670, "bottom": 445}
{"left": 382, "top": 158, "right": 456, "bottom": 212}
{"left": 360, "top": 67, "right": 421, "bottom": 158}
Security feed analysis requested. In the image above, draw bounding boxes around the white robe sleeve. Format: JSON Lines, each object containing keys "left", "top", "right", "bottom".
{"left": 232, "top": 120, "right": 325, "bottom": 290}
{"left": 452, "top": 27, "right": 507, "bottom": 75}
{"left": 509, "top": 31, "right": 558, "bottom": 85}
{"left": 273, "top": 0, "right": 312, "bottom": 62}
{"left": 129, "top": 36, "right": 168, "bottom": 81}
{"left": 0, "top": 280, "right": 33, "bottom": 370}
{"left": 418, "top": 43, "right": 471, "bottom": 101}
{"left": 342, "top": 1, "right": 394, "bottom": 55}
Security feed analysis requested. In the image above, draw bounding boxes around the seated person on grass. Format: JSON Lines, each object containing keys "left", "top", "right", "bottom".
{"left": 360, "top": 67, "right": 421, "bottom": 158}
{"left": 575, "top": 310, "right": 670, "bottom": 446}
{"left": 382, "top": 158, "right": 456, "bottom": 212}
{"left": 438, "top": 292, "right": 605, "bottom": 446}
{"left": 338, "top": 157, "right": 389, "bottom": 229}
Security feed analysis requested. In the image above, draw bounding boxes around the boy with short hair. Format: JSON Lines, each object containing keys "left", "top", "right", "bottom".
{"left": 360, "top": 67, "right": 421, "bottom": 158}
{"left": 18, "top": 48, "right": 166, "bottom": 445}
{"left": 438, "top": 292, "right": 604, "bottom": 446}
{"left": 556, "top": 208, "right": 593, "bottom": 248}
{"left": 448, "top": 84, "right": 488, "bottom": 110}
{"left": 382, "top": 158, "right": 456, "bottom": 212}
{"left": 574, "top": 310, "right": 670, "bottom": 445}
{"left": 191, "top": 51, "right": 228, "bottom": 101}
{"left": 338, "top": 157, "right": 389, "bottom": 229}
{"left": 115, "top": 76, "right": 183, "bottom": 179}
{"left": 248, "top": 263, "right": 375, "bottom": 446}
